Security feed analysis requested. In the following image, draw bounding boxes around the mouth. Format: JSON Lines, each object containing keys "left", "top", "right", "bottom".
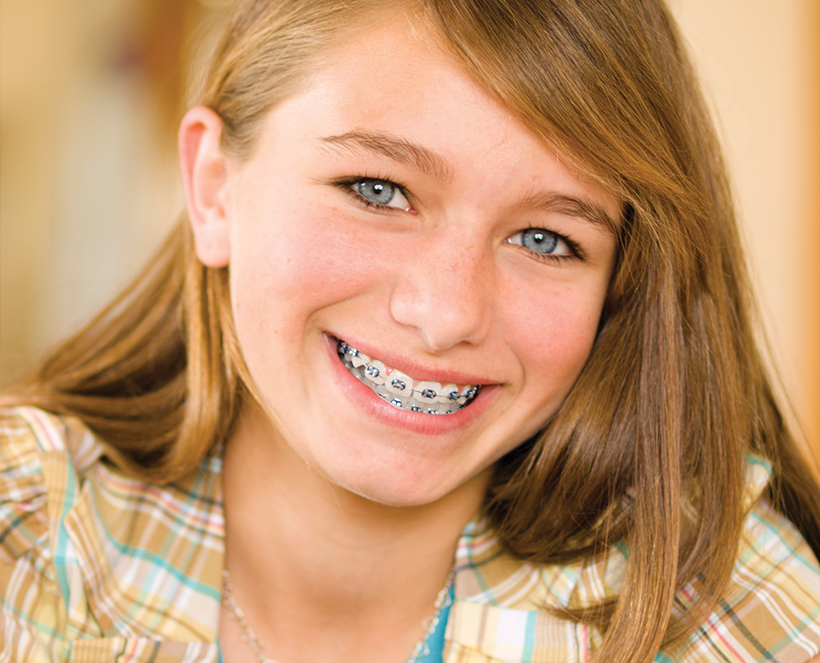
{"left": 336, "top": 339, "right": 480, "bottom": 415}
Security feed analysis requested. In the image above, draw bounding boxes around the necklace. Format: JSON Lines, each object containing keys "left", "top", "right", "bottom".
{"left": 221, "top": 568, "right": 455, "bottom": 663}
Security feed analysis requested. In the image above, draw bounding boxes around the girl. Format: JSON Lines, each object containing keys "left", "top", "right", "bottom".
{"left": 2, "top": 1, "right": 819, "bottom": 661}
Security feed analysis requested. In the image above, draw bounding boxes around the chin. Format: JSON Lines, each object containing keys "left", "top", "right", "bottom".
{"left": 326, "top": 454, "right": 487, "bottom": 509}
{"left": 349, "top": 486, "right": 444, "bottom": 508}
{"left": 333, "top": 472, "right": 444, "bottom": 508}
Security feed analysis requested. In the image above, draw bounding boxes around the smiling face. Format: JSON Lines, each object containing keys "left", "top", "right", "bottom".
{"left": 186, "top": 16, "right": 620, "bottom": 507}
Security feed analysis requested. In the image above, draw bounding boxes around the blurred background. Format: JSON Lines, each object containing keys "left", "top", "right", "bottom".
{"left": 1, "top": 0, "right": 818, "bottom": 462}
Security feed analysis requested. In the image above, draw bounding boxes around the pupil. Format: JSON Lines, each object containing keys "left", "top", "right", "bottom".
{"left": 358, "top": 180, "right": 394, "bottom": 205}
{"left": 522, "top": 228, "right": 558, "bottom": 254}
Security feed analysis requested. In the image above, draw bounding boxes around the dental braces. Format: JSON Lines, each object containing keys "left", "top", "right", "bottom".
{"left": 337, "top": 340, "right": 479, "bottom": 414}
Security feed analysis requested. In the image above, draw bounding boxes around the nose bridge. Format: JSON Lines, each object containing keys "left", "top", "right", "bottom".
{"left": 389, "top": 228, "right": 493, "bottom": 352}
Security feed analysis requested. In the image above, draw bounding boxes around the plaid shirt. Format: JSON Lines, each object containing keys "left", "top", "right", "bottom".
{"left": 2, "top": 406, "right": 819, "bottom": 662}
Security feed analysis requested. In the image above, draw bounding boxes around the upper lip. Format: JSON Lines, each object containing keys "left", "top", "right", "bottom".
{"left": 330, "top": 333, "right": 497, "bottom": 386}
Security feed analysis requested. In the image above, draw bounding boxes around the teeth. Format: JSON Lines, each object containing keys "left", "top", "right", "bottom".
{"left": 439, "top": 383, "right": 461, "bottom": 404}
{"left": 414, "top": 381, "right": 442, "bottom": 403}
{"left": 365, "top": 360, "right": 386, "bottom": 385}
{"left": 384, "top": 371, "right": 414, "bottom": 397}
{"left": 341, "top": 342, "right": 369, "bottom": 367}
{"left": 336, "top": 339, "right": 480, "bottom": 415}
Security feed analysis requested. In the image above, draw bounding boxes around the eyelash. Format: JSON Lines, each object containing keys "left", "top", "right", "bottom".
{"left": 332, "top": 176, "right": 585, "bottom": 263}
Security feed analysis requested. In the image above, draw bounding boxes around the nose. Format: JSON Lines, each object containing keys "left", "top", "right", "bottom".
{"left": 389, "top": 232, "right": 493, "bottom": 352}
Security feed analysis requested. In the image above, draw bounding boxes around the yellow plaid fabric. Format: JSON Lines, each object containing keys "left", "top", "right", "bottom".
{"left": 2, "top": 406, "right": 819, "bottom": 662}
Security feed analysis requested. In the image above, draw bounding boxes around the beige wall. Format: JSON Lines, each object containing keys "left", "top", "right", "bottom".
{"left": 1, "top": 1, "right": 818, "bottom": 458}
{"left": 669, "top": 0, "right": 820, "bottom": 460}
{"left": 0, "top": 0, "right": 185, "bottom": 384}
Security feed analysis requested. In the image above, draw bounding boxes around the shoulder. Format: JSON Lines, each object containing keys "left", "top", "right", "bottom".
{"left": 445, "top": 461, "right": 820, "bottom": 663}
{"left": 664, "top": 498, "right": 820, "bottom": 662}
{"left": 0, "top": 406, "right": 225, "bottom": 661}
{"left": 0, "top": 406, "right": 100, "bottom": 662}
{"left": 0, "top": 405, "right": 102, "bottom": 536}
{"left": 0, "top": 405, "right": 102, "bottom": 560}
{"left": 662, "top": 457, "right": 820, "bottom": 662}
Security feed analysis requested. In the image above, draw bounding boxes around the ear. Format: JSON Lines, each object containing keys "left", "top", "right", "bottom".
{"left": 179, "top": 106, "right": 232, "bottom": 268}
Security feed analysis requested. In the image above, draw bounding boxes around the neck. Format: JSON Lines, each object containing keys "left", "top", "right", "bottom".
{"left": 221, "top": 402, "right": 488, "bottom": 662}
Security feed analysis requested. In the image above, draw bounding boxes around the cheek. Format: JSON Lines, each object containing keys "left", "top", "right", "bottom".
{"left": 506, "top": 284, "right": 604, "bottom": 388}
{"left": 227, "top": 201, "right": 384, "bottom": 341}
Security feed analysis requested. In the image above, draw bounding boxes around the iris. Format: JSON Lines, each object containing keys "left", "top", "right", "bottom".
{"left": 355, "top": 180, "right": 397, "bottom": 206}
{"left": 520, "top": 228, "right": 559, "bottom": 254}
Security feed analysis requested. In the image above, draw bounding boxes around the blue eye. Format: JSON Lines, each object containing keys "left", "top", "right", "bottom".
{"left": 355, "top": 180, "right": 393, "bottom": 204}
{"left": 351, "top": 179, "right": 411, "bottom": 210}
{"left": 507, "top": 228, "right": 574, "bottom": 259}
{"left": 522, "top": 229, "right": 557, "bottom": 253}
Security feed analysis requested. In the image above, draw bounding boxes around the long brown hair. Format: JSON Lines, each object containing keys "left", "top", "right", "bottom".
{"left": 7, "top": 1, "right": 820, "bottom": 660}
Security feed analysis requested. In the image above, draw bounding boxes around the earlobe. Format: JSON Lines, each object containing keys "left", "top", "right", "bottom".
{"left": 179, "top": 106, "right": 232, "bottom": 268}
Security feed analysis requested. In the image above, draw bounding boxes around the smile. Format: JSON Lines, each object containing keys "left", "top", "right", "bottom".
{"left": 336, "top": 339, "right": 480, "bottom": 415}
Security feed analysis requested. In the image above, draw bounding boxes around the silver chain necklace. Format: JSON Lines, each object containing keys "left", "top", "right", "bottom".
{"left": 221, "top": 568, "right": 455, "bottom": 663}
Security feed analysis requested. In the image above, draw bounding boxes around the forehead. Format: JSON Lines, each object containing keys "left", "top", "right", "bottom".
{"left": 307, "top": 17, "right": 491, "bottom": 133}
{"left": 244, "top": 14, "right": 620, "bottom": 223}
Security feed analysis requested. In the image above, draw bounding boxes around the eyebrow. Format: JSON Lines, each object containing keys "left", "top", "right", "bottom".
{"left": 518, "top": 191, "right": 619, "bottom": 235}
{"left": 320, "top": 131, "right": 619, "bottom": 233}
{"left": 319, "top": 131, "right": 453, "bottom": 182}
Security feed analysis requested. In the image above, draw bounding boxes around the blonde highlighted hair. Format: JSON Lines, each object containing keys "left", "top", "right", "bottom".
{"left": 8, "top": 1, "right": 820, "bottom": 660}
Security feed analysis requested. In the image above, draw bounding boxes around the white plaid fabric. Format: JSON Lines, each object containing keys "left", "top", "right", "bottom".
{"left": 2, "top": 407, "right": 819, "bottom": 662}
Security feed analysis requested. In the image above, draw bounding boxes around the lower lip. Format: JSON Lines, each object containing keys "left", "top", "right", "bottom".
{"left": 323, "top": 334, "right": 498, "bottom": 436}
